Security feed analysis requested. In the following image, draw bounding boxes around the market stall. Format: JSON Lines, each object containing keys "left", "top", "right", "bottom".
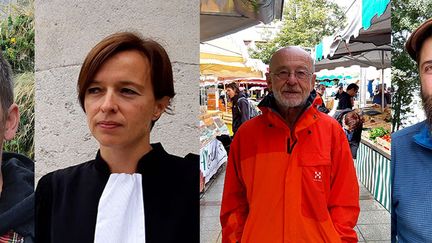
{"left": 356, "top": 105, "right": 391, "bottom": 210}
{"left": 314, "top": 0, "right": 391, "bottom": 211}
{"left": 200, "top": 0, "right": 284, "bottom": 41}
{"left": 199, "top": 30, "right": 269, "bottom": 192}
{"left": 199, "top": 111, "right": 230, "bottom": 192}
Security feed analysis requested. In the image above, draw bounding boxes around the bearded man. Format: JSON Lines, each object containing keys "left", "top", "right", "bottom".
{"left": 392, "top": 18, "right": 432, "bottom": 242}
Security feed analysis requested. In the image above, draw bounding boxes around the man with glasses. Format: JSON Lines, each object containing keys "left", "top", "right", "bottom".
{"left": 220, "top": 46, "right": 359, "bottom": 243}
{"left": 392, "top": 18, "right": 432, "bottom": 242}
{"left": 0, "top": 53, "right": 34, "bottom": 242}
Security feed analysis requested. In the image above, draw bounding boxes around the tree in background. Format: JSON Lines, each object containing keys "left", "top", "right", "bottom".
{"left": 0, "top": 1, "right": 34, "bottom": 73}
{"left": 1, "top": 1, "right": 34, "bottom": 159}
{"left": 250, "top": 0, "right": 345, "bottom": 64}
{"left": 392, "top": 0, "right": 432, "bottom": 131}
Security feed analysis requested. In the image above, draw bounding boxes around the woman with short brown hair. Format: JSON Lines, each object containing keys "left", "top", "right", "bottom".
{"left": 35, "top": 32, "right": 198, "bottom": 243}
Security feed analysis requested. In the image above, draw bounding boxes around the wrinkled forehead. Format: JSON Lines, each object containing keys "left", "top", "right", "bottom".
{"left": 270, "top": 48, "right": 313, "bottom": 71}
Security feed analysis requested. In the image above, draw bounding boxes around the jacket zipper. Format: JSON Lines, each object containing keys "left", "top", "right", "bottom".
{"left": 287, "top": 138, "right": 298, "bottom": 154}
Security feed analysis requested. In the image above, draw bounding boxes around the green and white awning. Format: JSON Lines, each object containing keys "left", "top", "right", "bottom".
{"left": 313, "top": 0, "right": 391, "bottom": 71}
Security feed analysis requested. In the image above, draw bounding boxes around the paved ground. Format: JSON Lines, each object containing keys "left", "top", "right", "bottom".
{"left": 200, "top": 165, "right": 390, "bottom": 243}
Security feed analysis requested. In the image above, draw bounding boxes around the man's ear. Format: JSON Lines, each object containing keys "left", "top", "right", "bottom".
{"left": 311, "top": 74, "right": 316, "bottom": 90}
{"left": 4, "top": 104, "right": 19, "bottom": 141}
{"left": 152, "top": 96, "right": 170, "bottom": 121}
{"left": 265, "top": 73, "right": 272, "bottom": 92}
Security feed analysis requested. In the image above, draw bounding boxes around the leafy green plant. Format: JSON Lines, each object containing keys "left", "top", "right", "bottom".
{"left": 3, "top": 72, "right": 34, "bottom": 159}
{"left": 0, "top": 1, "right": 34, "bottom": 73}
{"left": 369, "top": 127, "right": 389, "bottom": 140}
{"left": 392, "top": 0, "right": 432, "bottom": 131}
{"left": 1, "top": 1, "right": 34, "bottom": 159}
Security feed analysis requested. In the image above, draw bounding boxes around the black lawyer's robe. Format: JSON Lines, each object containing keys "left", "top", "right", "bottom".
{"left": 35, "top": 143, "right": 199, "bottom": 243}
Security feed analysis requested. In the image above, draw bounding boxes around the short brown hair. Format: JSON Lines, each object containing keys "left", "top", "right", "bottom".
{"left": 77, "top": 32, "right": 175, "bottom": 111}
{"left": 226, "top": 82, "right": 240, "bottom": 94}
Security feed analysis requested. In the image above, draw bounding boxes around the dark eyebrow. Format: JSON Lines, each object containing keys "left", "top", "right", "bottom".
{"left": 119, "top": 81, "right": 147, "bottom": 92}
{"left": 90, "top": 80, "right": 145, "bottom": 89}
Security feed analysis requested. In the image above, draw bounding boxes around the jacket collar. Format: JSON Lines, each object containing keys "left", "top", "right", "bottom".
{"left": 257, "top": 93, "right": 321, "bottom": 134}
{"left": 94, "top": 143, "right": 169, "bottom": 174}
{"left": 258, "top": 92, "right": 319, "bottom": 111}
{"left": 413, "top": 122, "right": 432, "bottom": 150}
{"left": 231, "top": 92, "right": 246, "bottom": 104}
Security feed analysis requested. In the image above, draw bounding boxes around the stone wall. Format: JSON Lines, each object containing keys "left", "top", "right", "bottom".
{"left": 35, "top": 0, "right": 199, "bottom": 179}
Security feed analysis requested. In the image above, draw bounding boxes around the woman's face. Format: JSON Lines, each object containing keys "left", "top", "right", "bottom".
{"left": 84, "top": 50, "right": 168, "bottom": 150}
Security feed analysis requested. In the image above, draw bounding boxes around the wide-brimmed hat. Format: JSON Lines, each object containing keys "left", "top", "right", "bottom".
{"left": 406, "top": 18, "right": 432, "bottom": 61}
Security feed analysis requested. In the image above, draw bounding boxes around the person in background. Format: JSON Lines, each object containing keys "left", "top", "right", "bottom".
{"left": 336, "top": 83, "right": 359, "bottom": 110}
{"left": 335, "top": 84, "right": 344, "bottom": 100}
{"left": 333, "top": 82, "right": 362, "bottom": 158}
{"left": 386, "top": 86, "right": 394, "bottom": 105}
{"left": 333, "top": 109, "right": 363, "bottom": 159}
{"left": 0, "top": 53, "right": 34, "bottom": 242}
{"left": 315, "top": 84, "right": 330, "bottom": 113}
{"left": 367, "top": 79, "right": 374, "bottom": 99}
{"left": 372, "top": 84, "right": 390, "bottom": 107}
{"left": 392, "top": 17, "right": 432, "bottom": 242}
{"left": 225, "top": 82, "right": 249, "bottom": 136}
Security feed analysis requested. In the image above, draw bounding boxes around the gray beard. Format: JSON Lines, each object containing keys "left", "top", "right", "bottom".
{"left": 421, "top": 88, "right": 432, "bottom": 130}
{"left": 273, "top": 90, "right": 307, "bottom": 109}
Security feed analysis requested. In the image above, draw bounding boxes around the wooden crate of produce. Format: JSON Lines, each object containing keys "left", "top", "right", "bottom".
{"left": 376, "top": 136, "right": 391, "bottom": 151}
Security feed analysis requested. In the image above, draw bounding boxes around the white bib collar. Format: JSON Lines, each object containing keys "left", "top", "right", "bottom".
{"left": 94, "top": 173, "right": 145, "bottom": 243}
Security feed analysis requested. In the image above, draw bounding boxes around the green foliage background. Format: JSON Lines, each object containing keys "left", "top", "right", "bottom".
{"left": 1, "top": 1, "right": 34, "bottom": 159}
{"left": 392, "top": 0, "right": 432, "bottom": 131}
{"left": 250, "top": 0, "right": 345, "bottom": 64}
{"left": 3, "top": 72, "right": 34, "bottom": 159}
{"left": 0, "top": 1, "right": 34, "bottom": 73}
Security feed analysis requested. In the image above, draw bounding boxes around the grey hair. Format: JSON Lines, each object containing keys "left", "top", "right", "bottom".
{"left": 0, "top": 53, "right": 13, "bottom": 119}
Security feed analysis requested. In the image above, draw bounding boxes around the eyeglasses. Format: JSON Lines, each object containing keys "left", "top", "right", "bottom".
{"left": 271, "top": 70, "right": 312, "bottom": 81}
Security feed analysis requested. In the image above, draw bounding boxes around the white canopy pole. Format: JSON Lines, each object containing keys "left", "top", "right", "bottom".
{"left": 381, "top": 50, "right": 385, "bottom": 112}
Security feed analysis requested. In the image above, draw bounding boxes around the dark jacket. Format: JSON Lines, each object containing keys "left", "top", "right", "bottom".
{"left": 35, "top": 143, "right": 199, "bottom": 243}
{"left": 333, "top": 109, "right": 363, "bottom": 159}
{"left": 231, "top": 92, "right": 249, "bottom": 134}
{"left": 392, "top": 121, "right": 432, "bottom": 242}
{"left": 0, "top": 152, "right": 34, "bottom": 243}
{"left": 336, "top": 92, "right": 353, "bottom": 110}
{"left": 372, "top": 92, "right": 391, "bottom": 107}
{"left": 311, "top": 89, "right": 330, "bottom": 114}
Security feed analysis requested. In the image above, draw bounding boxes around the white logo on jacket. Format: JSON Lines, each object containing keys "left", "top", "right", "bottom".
{"left": 314, "top": 171, "right": 322, "bottom": 181}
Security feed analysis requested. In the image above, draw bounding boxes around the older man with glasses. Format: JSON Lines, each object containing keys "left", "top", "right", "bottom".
{"left": 220, "top": 46, "right": 359, "bottom": 243}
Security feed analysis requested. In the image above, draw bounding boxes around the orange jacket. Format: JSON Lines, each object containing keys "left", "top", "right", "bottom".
{"left": 220, "top": 95, "right": 359, "bottom": 243}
